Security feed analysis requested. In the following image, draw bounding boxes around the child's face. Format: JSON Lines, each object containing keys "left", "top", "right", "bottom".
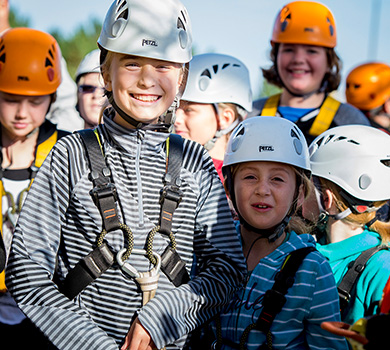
{"left": 104, "top": 53, "right": 183, "bottom": 127}
{"left": 277, "top": 43, "right": 328, "bottom": 96}
{"left": 174, "top": 101, "right": 218, "bottom": 145}
{"left": 77, "top": 72, "right": 105, "bottom": 128}
{"left": 0, "top": 92, "right": 50, "bottom": 139}
{"left": 234, "top": 161, "right": 298, "bottom": 230}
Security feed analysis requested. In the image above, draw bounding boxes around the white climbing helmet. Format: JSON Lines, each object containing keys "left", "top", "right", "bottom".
{"left": 98, "top": 0, "right": 192, "bottom": 64}
{"left": 223, "top": 116, "right": 311, "bottom": 174}
{"left": 75, "top": 49, "right": 101, "bottom": 83}
{"left": 309, "top": 125, "right": 390, "bottom": 201}
{"left": 181, "top": 53, "right": 253, "bottom": 112}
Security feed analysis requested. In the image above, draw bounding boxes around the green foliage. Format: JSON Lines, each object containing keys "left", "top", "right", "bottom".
{"left": 50, "top": 18, "right": 102, "bottom": 80}
{"left": 259, "top": 79, "right": 282, "bottom": 98}
{"left": 9, "top": 6, "right": 30, "bottom": 27}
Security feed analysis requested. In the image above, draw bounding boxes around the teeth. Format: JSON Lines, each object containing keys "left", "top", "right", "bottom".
{"left": 133, "top": 94, "right": 158, "bottom": 102}
{"left": 256, "top": 205, "right": 268, "bottom": 208}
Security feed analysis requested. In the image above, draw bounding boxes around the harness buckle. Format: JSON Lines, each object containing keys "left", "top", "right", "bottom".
{"left": 90, "top": 183, "right": 118, "bottom": 204}
{"left": 338, "top": 288, "right": 351, "bottom": 311}
{"left": 160, "top": 185, "right": 182, "bottom": 206}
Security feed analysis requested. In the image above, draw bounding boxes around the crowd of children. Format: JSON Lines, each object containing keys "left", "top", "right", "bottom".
{"left": 1, "top": 0, "right": 390, "bottom": 349}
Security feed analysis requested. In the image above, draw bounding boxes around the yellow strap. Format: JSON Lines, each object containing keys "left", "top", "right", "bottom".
{"left": 0, "top": 131, "right": 59, "bottom": 292}
{"left": 260, "top": 94, "right": 281, "bottom": 116}
{"left": 308, "top": 96, "right": 341, "bottom": 136}
{"left": 35, "top": 131, "right": 58, "bottom": 168}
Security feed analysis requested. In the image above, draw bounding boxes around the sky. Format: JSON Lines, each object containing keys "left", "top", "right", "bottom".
{"left": 10, "top": 0, "right": 390, "bottom": 100}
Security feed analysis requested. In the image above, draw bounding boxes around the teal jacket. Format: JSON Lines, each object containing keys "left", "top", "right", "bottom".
{"left": 317, "top": 230, "right": 390, "bottom": 325}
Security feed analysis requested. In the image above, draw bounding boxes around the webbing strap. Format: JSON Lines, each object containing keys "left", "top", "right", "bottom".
{"left": 78, "top": 129, "right": 121, "bottom": 232}
{"left": 260, "top": 94, "right": 280, "bottom": 117}
{"left": 159, "top": 133, "right": 183, "bottom": 236}
{"left": 60, "top": 242, "right": 114, "bottom": 300}
{"left": 35, "top": 131, "right": 58, "bottom": 168}
{"left": 60, "top": 129, "right": 118, "bottom": 299}
{"left": 255, "top": 246, "right": 316, "bottom": 333}
{"left": 308, "top": 95, "right": 340, "bottom": 136}
{"left": 338, "top": 245, "right": 389, "bottom": 313}
{"left": 0, "top": 234, "right": 5, "bottom": 273}
{"left": 214, "top": 247, "right": 315, "bottom": 350}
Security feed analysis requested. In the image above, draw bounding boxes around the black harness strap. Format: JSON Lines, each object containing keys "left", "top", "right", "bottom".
{"left": 338, "top": 245, "right": 389, "bottom": 314}
{"left": 239, "top": 246, "right": 316, "bottom": 350}
{"left": 60, "top": 129, "right": 119, "bottom": 299}
{"left": 158, "top": 134, "right": 189, "bottom": 286}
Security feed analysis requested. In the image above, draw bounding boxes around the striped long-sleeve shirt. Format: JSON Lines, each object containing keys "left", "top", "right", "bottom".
{"left": 217, "top": 229, "right": 348, "bottom": 349}
{"left": 5, "top": 112, "right": 246, "bottom": 350}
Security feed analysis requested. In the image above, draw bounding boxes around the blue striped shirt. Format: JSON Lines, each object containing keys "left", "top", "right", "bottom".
{"left": 217, "top": 228, "right": 348, "bottom": 349}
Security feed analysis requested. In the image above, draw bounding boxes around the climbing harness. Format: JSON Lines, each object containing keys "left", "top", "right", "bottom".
{"left": 213, "top": 246, "right": 315, "bottom": 350}
{"left": 260, "top": 93, "right": 341, "bottom": 137}
{"left": 60, "top": 128, "right": 188, "bottom": 300}
{"left": 0, "top": 130, "right": 58, "bottom": 292}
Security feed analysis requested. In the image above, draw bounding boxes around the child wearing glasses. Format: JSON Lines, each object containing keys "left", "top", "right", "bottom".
{"left": 75, "top": 49, "right": 106, "bottom": 129}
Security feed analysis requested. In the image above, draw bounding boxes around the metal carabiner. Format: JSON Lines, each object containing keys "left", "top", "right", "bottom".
{"left": 116, "top": 248, "right": 161, "bottom": 278}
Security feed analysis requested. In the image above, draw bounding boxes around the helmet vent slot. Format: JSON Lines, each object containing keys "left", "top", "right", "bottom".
{"left": 222, "top": 63, "right": 230, "bottom": 69}
{"left": 45, "top": 57, "right": 53, "bottom": 68}
{"left": 213, "top": 65, "right": 218, "bottom": 74}
{"left": 177, "top": 17, "right": 186, "bottom": 30}
{"left": 117, "top": 8, "right": 128, "bottom": 20}
{"left": 381, "top": 160, "right": 390, "bottom": 167}
{"left": 200, "top": 69, "right": 211, "bottom": 79}
{"left": 0, "top": 53, "right": 5, "bottom": 63}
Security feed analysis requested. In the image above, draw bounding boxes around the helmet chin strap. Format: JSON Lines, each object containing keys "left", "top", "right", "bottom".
{"left": 240, "top": 213, "right": 292, "bottom": 243}
{"left": 204, "top": 119, "right": 240, "bottom": 151}
{"left": 106, "top": 91, "right": 178, "bottom": 132}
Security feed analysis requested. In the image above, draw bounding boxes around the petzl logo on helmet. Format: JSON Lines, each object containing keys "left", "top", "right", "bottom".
{"left": 142, "top": 39, "right": 158, "bottom": 47}
{"left": 17, "top": 76, "right": 29, "bottom": 81}
{"left": 259, "top": 145, "right": 274, "bottom": 152}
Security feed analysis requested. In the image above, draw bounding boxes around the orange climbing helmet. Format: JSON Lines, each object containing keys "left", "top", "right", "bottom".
{"left": 271, "top": 1, "right": 337, "bottom": 48}
{"left": 0, "top": 27, "right": 61, "bottom": 96}
{"left": 346, "top": 62, "right": 390, "bottom": 111}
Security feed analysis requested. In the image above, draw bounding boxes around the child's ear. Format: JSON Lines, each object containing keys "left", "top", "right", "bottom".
{"left": 297, "top": 184, "right": 305, "bottom": 207}
{"left": 218, "top": 106, "right": 235, "bottom": 130}
{"left": 323, "top": 189, "right": 334, "bottom": 211}
{"left": 102, "top": 71, "right": 112, "bottom": 92}
{"left": 384, "top": 98, "right": 390, "bottom": 114}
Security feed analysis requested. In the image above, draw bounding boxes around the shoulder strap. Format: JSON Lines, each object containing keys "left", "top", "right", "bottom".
{"left": 255, "top": 246, "right": 316, "bottom": 332}
{"left": 308, "top": 95, "right": 341, "bottom": 137}
{"left": 60, "top": 129, "right": 118, "bottom": 299}
{"left": 260, "top": 94, "right": 281, "bottom": 116}
{"left": 34, "top": 130, "right": 58, "bottom": 168}
{"left": 160, "top": 133, "right": 183, "bottom": 236}
{"left": 338, "top": 245, "right": 389, "bottom": 313}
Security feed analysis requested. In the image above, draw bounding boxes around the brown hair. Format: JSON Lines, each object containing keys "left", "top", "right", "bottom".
{"left": 261, "top": 43, "right": 342, "bottom": 94}
{"left": 320, "top": 178, "right": 390, "bottom": 242}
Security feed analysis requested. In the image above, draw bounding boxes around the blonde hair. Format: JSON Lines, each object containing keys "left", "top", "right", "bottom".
{"left": 225, "top": 163, "right": 314, "bottom": 235}
{"left": 320, "top": 178, "right": 390, "bottom": 242}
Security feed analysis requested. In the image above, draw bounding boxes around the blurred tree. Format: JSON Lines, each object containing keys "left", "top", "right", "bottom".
{"left": 258, "top": 79, "right": 282, "bottom": 98}
{"left": 50, "top": 18, "right": 102, "bottom": 79}
{"left": 9, "top": 6, "right": 30, "bottom": 27}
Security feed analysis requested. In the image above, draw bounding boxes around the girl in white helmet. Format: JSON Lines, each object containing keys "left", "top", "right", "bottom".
{"left": 174, "top": 53, "right": 252, "bottom": 182}
{"left": 5, "top": 1, "right": 246, "bottom": 350}
{"left": 75, "top": 49, "right": 106, "bottom": 129}
{"left": 207, "top": 117, "right": 347, "bottom": 349}
{"left": 248, "top": 1, "right": 369, "bottom": 145}
{"left": 302, "top": 125, "right": 390, "bottom": 326}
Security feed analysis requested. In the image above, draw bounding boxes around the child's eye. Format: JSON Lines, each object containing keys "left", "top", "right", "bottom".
{"left": 272, "top": 177, "right": 284, "bottom": 182}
